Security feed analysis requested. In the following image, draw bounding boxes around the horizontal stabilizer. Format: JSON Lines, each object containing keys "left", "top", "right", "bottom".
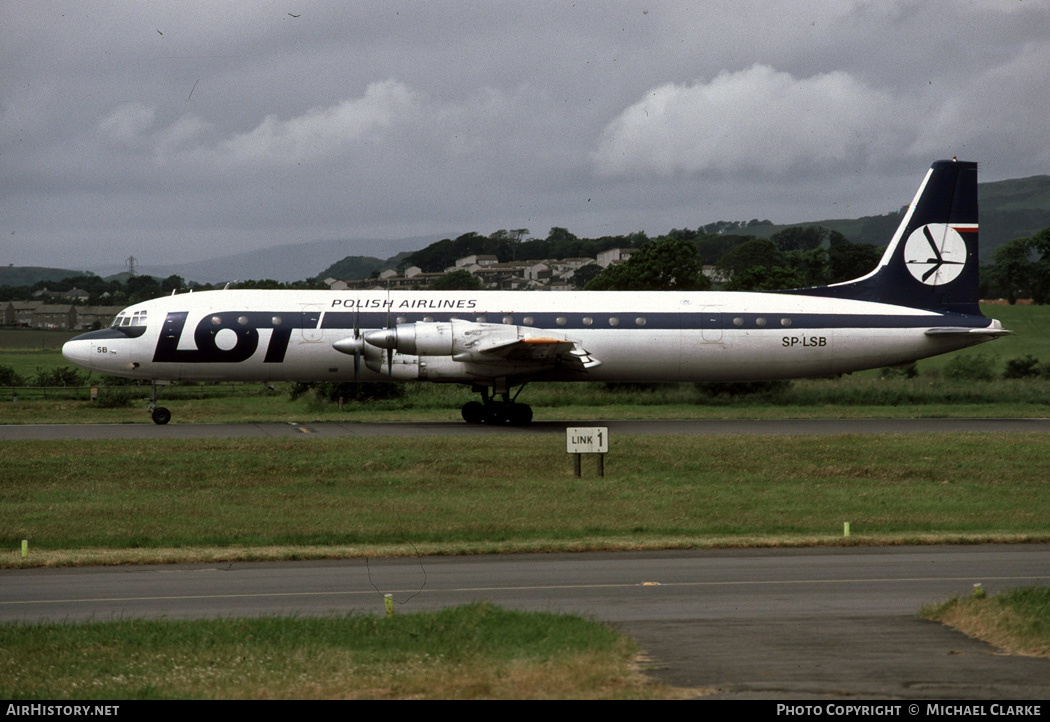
{"left": 924, "top": 326, "right": 1011, "bottom": 338}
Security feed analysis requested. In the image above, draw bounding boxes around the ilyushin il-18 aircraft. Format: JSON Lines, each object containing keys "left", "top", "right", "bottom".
{"left": 63, "top": 159, "right": 1008, "bottom": 425}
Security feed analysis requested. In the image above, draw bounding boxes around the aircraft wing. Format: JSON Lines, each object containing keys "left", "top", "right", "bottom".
{"left": 456, "top": 336, "right": 602, "bottom": 371}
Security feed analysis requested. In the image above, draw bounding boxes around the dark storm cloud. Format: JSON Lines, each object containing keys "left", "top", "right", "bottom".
{"left": 2, "top": 1, "right": 1047, "bottom": 269}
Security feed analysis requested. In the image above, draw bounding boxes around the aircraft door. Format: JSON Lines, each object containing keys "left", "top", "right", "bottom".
{"left": 300, "top": 305, "right": 323, "bottom": 342}
{"left": 701, "top": 307, "right": 723, "bottom": 342}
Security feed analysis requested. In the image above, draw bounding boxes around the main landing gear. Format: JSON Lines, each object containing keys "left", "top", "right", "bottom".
{"left": 148, "top": 382, "right": 171, "bottom": 425}
{"left": 461, "top": 384, "right": 533, "bottom": 426}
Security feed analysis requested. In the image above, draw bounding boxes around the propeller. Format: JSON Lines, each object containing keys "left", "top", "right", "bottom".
{"left": 352, "top": 301, "right": 361, "bottom": 380}
{"left": 385, "top": 289, "right": 393, "bottom": 377}
{"left": 333, "top": 291, "right": 398, "bottom": 378}
{"left": 331, "top": 297, "right": 364, "bottom": 377}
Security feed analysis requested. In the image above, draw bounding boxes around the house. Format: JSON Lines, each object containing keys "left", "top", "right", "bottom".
{"left": 596, "top": 248, "right": 637, "bottom": 268}
{"left": 31, "top": 305, "right": 76, "bottom": 329}
{"left": 74, "top": 306, "right": 124, "bottom": 330}
{"left": 3, "top": 301, "right": 44, "bottom": 327}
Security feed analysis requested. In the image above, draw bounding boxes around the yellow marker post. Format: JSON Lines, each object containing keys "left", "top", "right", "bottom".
{"left": 844, "top": 522, "right": 850, "bottom": 538}
{"left": 21, "top": 540, "right": 27, "bottom": 558}
{"left": 384, "top": 593, "right": 394, "bottom": 617}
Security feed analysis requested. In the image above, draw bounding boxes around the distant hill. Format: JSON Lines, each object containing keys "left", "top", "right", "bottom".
{"left": 91, "top": 235, "right": 448, "bottom": 285}
{"left": 315, "top": 252, "right": 413, "bottom": 282}
{"left": 743, "top": 174, "right": 1050, "bottom": 260}
{"left": 0, "top": 266, "right": 93, "bottom": 287}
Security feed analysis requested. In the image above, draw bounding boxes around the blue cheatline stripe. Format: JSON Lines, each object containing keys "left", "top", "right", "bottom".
{"left": 317, "top": 310, "right": 993, "bottom": 332}
{"left": 140, "top": 309, "right": 994, "bottom": 333}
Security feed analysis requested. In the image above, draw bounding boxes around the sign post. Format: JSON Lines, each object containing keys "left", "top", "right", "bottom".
{"left": 566, "top": 427, "right": 609, "bottom": 477}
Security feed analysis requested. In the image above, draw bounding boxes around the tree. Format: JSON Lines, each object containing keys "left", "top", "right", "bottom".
{"left": 988, "top": 228, "right": 1050, "bottom": 304}
{"left": 771, "top": 226, "right": 826, "bottom": 252}
{"left": 715, "top": 238, "right": 783, "bottom": 279}
{"left": 723, "top": 265, "right": 805, "bottom": 292}
{"left": 828, "top": 236, "right": 882, "bottom": 284}
{"left": 586, "top": 238, "right": 710, "bottom": 291}
{"left": 571, "top": 263, "right": 603, "bottom": 289}
{"left": 430, "top": 269, "right": 482, "bottom": 290}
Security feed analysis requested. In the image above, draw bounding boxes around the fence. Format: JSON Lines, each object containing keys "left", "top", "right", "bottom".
{"left": 3, "top": 382, "right": 258, "bottom": 402}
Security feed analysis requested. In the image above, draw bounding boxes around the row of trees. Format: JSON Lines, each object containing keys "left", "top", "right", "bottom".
{"left": 983, "top": 227, "right": 1050, "bottom": 303}
{"left": 584, "top": 226, "right": 882, "bottom": 292}
{"left": 400, "top": 227, "right": 651, "bottom": 274}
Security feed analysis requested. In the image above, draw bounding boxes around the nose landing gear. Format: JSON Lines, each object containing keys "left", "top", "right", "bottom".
{"left": 148, "top": 382, "right": 171, "bottom": 425}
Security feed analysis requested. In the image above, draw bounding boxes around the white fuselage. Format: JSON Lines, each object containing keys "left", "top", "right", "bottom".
{"left": 62, "top": 288, "right": 1000, "bottom": 386}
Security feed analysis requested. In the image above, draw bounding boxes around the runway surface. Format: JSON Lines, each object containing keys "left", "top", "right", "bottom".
{"left": 3, "top": 417, "right": 1050, "bottom": 440}
{"left": 4, "top": 545, "right": 1050, "bottom": 699}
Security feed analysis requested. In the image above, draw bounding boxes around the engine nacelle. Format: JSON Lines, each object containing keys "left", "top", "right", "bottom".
{"left": 364, "top": 320, "right": 521, "bottom": 357}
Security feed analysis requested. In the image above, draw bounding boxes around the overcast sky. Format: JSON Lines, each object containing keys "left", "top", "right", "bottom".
{"left": 3, "top": 1, "right": 1049, "bottom": 272}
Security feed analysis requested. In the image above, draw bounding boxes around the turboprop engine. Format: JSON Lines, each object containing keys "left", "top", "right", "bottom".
{"left": 362, "top": 319, "right": 526, "bottom": 360}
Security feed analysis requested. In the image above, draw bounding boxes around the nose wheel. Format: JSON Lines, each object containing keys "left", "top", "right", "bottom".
{"left": 148, "top": 382, "right": 171, "bottom": 425}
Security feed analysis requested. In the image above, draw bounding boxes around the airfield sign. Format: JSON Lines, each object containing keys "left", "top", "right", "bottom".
{"left": 566, "top": 427, "right": 608, "bottom": 454}
{"left": 567, "top": 427, "right": 609, "bottom": 477}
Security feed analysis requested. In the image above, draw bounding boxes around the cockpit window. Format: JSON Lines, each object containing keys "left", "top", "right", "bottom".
{"left": 111, "top": 310, "right": 147, "bottom": 328}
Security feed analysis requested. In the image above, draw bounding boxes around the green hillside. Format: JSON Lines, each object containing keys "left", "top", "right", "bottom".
{"left": 315, "top": 253, "right": 410, "bottom": 282}
{"left": 0, "top": 266, "right": 92, "bottom": 287}
{"left": 742, "top": 174, "right": 1050, "bottom": 259}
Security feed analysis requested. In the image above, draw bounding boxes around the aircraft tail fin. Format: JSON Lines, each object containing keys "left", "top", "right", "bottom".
{"left": 798, "top": 159, "right": 981, "bottom": 315}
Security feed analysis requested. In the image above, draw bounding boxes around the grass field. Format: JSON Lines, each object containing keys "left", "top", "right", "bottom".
{"left": 0, "top": 603, "right": 677, "bottom": 700}
{"left": 922, "top": 586, "right": 1050, "bottom": 658}
{"left": 3, "top": 433, "right": 1048, "bottom": 567}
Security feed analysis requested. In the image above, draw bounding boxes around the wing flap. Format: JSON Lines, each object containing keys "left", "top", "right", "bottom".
{"left": 454, "top": 335, "right": 601, "bottom": 370}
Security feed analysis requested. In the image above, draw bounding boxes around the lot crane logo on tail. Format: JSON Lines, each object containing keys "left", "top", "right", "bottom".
{"left": 903, "top": 223, "right": 970, "bottom": 286}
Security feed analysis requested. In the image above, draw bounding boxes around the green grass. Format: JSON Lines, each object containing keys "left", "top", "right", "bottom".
{"left": 0, "top": 603, "right": 673, "bottom": 699}
{"left": 3, "top": 434, "right": 1049, "bottom": 566}
{"left": 921, "top": 587, "right": 1050, "bottom": 658}
{"left": 4, "top": 373, "right": 1050, "bottom": 424}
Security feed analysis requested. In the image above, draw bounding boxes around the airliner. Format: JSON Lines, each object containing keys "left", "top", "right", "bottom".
{"left": 63, "top": 159, "right": 1008, "bottom": 425}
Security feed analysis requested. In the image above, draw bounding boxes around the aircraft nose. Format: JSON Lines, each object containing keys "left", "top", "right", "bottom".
{"left": 62, "top": 335, "right": 96, "bottom": 370}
